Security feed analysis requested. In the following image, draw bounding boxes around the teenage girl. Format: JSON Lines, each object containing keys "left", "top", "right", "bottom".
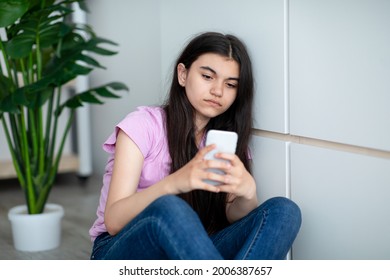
{"left": 89, "top": 32, "right": 301, "bottom": 260}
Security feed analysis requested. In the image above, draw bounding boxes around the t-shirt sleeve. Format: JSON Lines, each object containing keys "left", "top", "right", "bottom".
{"left": 102, "top": 107, "right": 158, "bottom": 158}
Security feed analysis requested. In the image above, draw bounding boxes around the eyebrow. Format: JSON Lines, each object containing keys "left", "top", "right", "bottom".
{"left": 200, "top": 66, "right": 239, "bottom": 81}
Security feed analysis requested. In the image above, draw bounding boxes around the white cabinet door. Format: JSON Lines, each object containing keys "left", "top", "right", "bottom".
{"left": 160, "top": 0, "right": 287, "bottom": 133}
{"left": 289, "top": 0, "right": 390, "bottom": 151}
{"left": 251, "top": 135, "right": 289, "bottom": 203}
{"left": 291, "top": 143, "right": 390, "bottom": 259}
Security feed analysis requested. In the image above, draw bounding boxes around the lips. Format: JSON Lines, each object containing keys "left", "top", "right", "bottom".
{"left": 204, "top": 99, "right": 222, "bottom": 107}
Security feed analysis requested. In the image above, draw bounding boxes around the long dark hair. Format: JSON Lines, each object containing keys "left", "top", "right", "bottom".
{"left": 163, "top": 32, "right": 254, "bottom": 234}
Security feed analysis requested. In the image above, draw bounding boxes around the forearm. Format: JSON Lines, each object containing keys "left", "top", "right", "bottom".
{"left": 105, "top": 176, "right": 176, "bottom": 235}
{"left": 226, "top": 192, "right": 258, "bottom": 223}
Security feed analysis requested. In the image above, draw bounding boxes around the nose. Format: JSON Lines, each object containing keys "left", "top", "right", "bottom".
{"left": 210, "top": 81, "right": 223, "bottom": 97}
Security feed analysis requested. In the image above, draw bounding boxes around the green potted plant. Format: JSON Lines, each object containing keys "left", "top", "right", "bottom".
{"left": 0, "top": 0, "right": 128, "bottom": 251}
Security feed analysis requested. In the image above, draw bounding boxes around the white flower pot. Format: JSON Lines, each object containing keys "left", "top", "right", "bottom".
{"left": 8, "top": 203, "right": 64, "bottom": 252}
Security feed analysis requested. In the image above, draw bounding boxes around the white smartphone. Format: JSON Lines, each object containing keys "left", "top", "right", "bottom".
{"left": 203, "top": 130, "right": 238, "bottom": 186}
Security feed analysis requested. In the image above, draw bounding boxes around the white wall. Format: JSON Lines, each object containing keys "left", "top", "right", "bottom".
{"left": 291, "top": 144, "right": 390, "bottom": 259}
{"left": 160, "top": 0, "right": 288, "bottom": 133}
{"left": 87, "top": 0, "right": 162, "bottom": 175}
{"left": 86, "top": 0, "right": 390, "bottom": 259}
{"left": 290, "top": 0, "right": 390, "bottom": 259}
{"left": 289, "top": 0, "right": 390, "bottom": 151}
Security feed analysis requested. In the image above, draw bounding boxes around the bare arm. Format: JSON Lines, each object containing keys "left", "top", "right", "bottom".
{"left": 104, "top": 130, "right": 174, "bottom": 235}
{"left": 104, "top": 130, "right": 224, "bottom": 235}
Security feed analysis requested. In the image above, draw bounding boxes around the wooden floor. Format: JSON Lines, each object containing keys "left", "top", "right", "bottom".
{"left": 0, "top": 173, "right": 102, "bottom": 260}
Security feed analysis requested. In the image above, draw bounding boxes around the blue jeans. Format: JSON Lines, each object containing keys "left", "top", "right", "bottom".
{"left": 90, "top": 195, "right": 301, "bottom": 260}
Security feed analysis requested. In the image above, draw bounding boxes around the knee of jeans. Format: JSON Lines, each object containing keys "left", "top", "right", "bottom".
{"left": 263, "top": 197, "right": 302, "bottom": 226}
{"left": 147, "top": 195, "right": 195, "bottom": 220}
{"left": 151, "top": 194, "right": 185, "bottom": 208}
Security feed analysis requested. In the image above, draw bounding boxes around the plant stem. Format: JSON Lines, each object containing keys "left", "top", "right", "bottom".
{"left": 19, "top": 108, "right": 36, "bottom": 213}
{"left": 37, "top": 110, "right": 75, "bottom": 212}
{"left": 45, "top": 88, "right": 55, "bottom": 160}
{"left": 48, "top": 87, "right": 62, "bottom": 170}
{"left": 38, "top": 107, "right": 45, "bottom": 174}
{"left": 20, "top": 59, "right": 39, "bottom": 174}
{"left": 8, "top": 114, "right": 22, "bottom": 167}
{"left": 28, "top": 109, "right": 39, "bottom": 174}
{"left": 34, "top": 15, "right": 45, "bottom": 176}
{"left": 1, "top": 117, "right": 26, "bottom": 188}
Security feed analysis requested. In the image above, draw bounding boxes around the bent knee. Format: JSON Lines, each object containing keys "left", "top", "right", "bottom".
{"left": 150, "top": 195, "right": 187, "bottom": 210}
{"left": 262, "top": 197, "right": 302, "bottom": 224}
{"left": 146, "top": 195, "right": 195, "bottom": 219}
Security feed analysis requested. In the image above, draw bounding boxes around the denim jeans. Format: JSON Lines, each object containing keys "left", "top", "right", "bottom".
{"left": 90, "top": 195, "right": 301, "bottom": 260}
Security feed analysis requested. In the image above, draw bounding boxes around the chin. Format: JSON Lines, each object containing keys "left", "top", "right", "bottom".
{"left": 205, "top": 110, "right": 225, "bottom": 119}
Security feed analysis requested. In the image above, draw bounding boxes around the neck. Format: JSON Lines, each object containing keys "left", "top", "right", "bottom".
{"left": 194, "top": 120, "right": 208, "bottom": 147}
{"left": 194, "top": 113, "right": 209, "bottom": 146}
{"left": 194, "top": 127, "right": 204, "bottom": 147}
{"left": 194, "top": 114, "right": 209, "bottom": 132}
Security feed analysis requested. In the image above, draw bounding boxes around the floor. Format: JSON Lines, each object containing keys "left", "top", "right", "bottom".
{"left": 0, "top": 173, "right": 102, "bottom": 260}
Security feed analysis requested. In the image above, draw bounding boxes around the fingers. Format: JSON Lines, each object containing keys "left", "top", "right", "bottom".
{"left": 186, "top": 145, "right": 244, "bottom": 193}
{"left": 201, "top": 183, "right": 221, "bottom": 193}
{"left": 197, "top": 144, "right": 216, "bottom": 158}
{"left": 202, "top": 153, "right": 245, "bottom": 193}
{"left": 214, "top": 152, "right": 238, "bottom": 163}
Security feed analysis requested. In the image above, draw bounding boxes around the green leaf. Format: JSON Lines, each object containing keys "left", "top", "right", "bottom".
{"left": 106, "top": 82, "right": 129, "bottom": 91}
{"left": 39, "top": 23, "right": 62, "bottom": 48}
{"left": 0, "top": 74, "right": 15, "bottom": 100}
{"left": 4, "top": 2, "right": 71, "bottom": 58}
{"left": 55, "top": 96, "right": 82, "bottom": 116}
{"left": 89, "top": 46, "right": 117, "bottom": 56}
{"left": 77, "top": 0, "right": 89, "bottom": 13}
{"left": 27, "top": 0, "right": 44, "bottom": 9}
{"left": 5, "top": 35, "right": 35, "bottom": 58}
{"left": 0, "top": 74, "right": 20, "bottom": 113}
{"left": 77, "top": 53, "right": 105, "bottom": 69}
{"left": 12, "top": 87, "right": 29, "bottom": 106}
{"left": 55, "top": 81, "right": 128, "bottom": 116}
{"left": 28, "top": 87, "right": 53, "bottom": 108}
{"left": 58, "top": 22, "right": 73, "bottom": 37}
{"left": 0, "top": 94, "right": 19, "bottom": 113}
{"left": 89, "top": 37, "right": 118, "bottom": 47}
{"left": 95, "top": 88, "right": 120, "bottom": 98}
{"left": 43, "top": 61, "right": 93, "bottom": 88}
{"left": 79, "top": 92, "right": 103, "bottom": 104}
{"left": 64, "top": 96, "right": 83, "bottom": 109}
{"left": 60, "top": 32, "right": 85, "bottom": 51}
{"left": 59, "top": 63, "right": 93, "bottom": 82}
{"left": 0, "top": 0, "right": 127, "bottom": 215}
{"left": 0, "top": 0, "right": 29, "bottom": 27}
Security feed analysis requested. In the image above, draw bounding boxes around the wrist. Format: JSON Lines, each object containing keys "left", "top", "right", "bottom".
{"left": 160, "top": 175, "right": 178, "bottom": 195}
{"left": 241, "top": 176, "right": 257, "bottom": 200}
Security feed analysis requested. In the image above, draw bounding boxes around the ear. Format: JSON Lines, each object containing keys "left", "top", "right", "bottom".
{"left": 177, "top": 63, "right": 187, "bottom": 87}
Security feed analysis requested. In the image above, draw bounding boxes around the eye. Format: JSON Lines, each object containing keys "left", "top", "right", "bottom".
{"left": 226, "top": 82, "right": 238, "bottom": 89}
{"left": 202, "top": 74, "right": 212, "bottom": 80}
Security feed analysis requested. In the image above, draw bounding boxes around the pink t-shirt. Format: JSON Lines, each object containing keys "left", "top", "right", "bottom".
{"left": 89, "top": 106, "right": 171, "bottom": 241}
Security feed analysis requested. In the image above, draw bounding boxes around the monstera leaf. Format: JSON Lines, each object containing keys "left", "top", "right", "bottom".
{"left": 0, "top": 0, "right": 128, "bottom": 214}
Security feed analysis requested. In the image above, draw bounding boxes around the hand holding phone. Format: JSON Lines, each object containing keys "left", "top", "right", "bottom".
{"left": 203, "top": 130, "right": 238, "bottom": 186}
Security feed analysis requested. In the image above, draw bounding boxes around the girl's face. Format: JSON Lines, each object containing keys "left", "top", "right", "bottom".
{"left": 177, "top": 53, "right": 239, "bottom": 130}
